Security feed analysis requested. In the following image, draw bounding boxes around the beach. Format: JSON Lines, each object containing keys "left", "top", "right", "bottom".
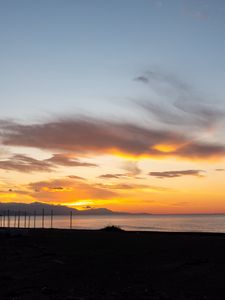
{"left": 1, "top": 229, "right": 225, "bottom": 300}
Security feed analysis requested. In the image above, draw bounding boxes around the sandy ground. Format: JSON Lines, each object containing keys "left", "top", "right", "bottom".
{"left": 1, "top": 228, "right": 225, "bottom": 299}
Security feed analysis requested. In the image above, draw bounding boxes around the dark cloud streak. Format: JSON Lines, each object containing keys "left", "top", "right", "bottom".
{"left": 0, "top": 154, "right": 53, "bottom": 173}
{"left": 46, "top": 153, "right": 97, "bottom": 167}
{"left": 1, "top": 118, "right": 224, "bottom": 160}
{"left": 149, "top": 170, "right": 205, "bottom": 179}
{"left": 98, "top": 174, "right": 125, "bottom": 179}
{"left": 0, "top": 153, "right": 97, "bottom": 173}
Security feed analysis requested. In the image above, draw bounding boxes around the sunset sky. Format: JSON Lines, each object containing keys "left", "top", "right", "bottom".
{"left": 0, "top": 0, "right": 225, "bottom": 213}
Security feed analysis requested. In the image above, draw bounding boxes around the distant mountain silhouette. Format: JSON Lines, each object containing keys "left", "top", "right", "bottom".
{"left": 0, "top": 202, "right": 149, "bottom": 215}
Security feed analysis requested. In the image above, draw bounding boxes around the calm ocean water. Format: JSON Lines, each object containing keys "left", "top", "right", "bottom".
{"left": 6, "top": 214, "right": 225, "bottom": 233}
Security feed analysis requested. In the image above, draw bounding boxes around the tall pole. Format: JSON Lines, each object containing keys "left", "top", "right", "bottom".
{"left": 3, "top": 211, "right": 5, "bottom": 227}
{"left": 34, "top": 211, "right": 36, "bottom": 229}
{"left": 42, "top": 208, "right": 45, "bottom": 229}
{"left": 24, "top": 211, "right": 27, "bottom": 228}
{"left": 50, "top": 210, "right": 53, "bottom": 229}
{"left": 18, "top": 211, "right": 20, "bottom": 228}
{"left": 28, "top": 215, "right": 30, "bottom": 228}
{"left": 14, "top": 212, "right": 17, "bottom": 228}
{"left": 7, "top": 210, "right": 10, "bottom": 228}
{"left": 70, "top": 211, "right": 73, "bottom": 229}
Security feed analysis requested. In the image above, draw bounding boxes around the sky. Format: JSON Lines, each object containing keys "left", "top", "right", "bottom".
{"left": 0, "top": 0, "right": 225, "bottom": 213}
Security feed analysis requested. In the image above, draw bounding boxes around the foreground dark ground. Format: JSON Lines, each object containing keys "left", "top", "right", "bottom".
{"left": 1, "top": 229, "right": 225, "bottom": 300}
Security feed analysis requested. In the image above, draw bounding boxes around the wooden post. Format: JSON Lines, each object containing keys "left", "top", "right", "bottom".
{"left": 7, "top": 210, "right": 10, "bottom": 228}
{"left": 42, "top": 208, "right": 45, "bottom": 229}
{"left": 3, "top": 211, "right": 5, "bottom": 228}
{"left": 28, "top": 215, "right": 30, "bottom": 228}
{"left": 70, "top": 211, "right": 72, "bottom": 229}
{"left": 24, "top": 211, "right": 27, "bottom": 228}
{"left": 14, "top": 212, "right": 17, "bottom": 228}
{"left": 18, "top": 211, "right": 20, "bottom": 228}
{"left": 34, "top": 211, "right": 36, "bottom": 229}
{"left": 50, "top": 210, "right": 53, "bottom": 229}
{"left": 0, "top": 215, "right": 2, "bottom": 227}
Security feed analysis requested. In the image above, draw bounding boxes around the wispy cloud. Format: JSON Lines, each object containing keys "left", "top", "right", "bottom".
{"left": 0, "top": 154, "right": 54, "bottom": 173}
{"left": 1, "top": 175, "right": 168, "bottom": 205}
{"left": 122, "top": 161, "right": 141, "bottom": 177}
{"left": 135, "top": 70, "right": 225, "bottom": 132}
{"left": 1, "top": 117, "right": 224, "bottom": 160}
{"left": 0, "top": 71, "right": 224, "bottom": 162}
{"left": 96, "top": 182, "right": 167, "bottom": 191}
{"left": 0, "top": 153, "right": 97, "bottom": 173}
{"left": 67, "top": 175, "right": 86, "bottom": 180}
{"left": 98, "top": 173, "right": 125, "bottom": 179}
{"left": 28, "top": 178, "right": 118, "bottom": 203}
{"left": 215, "top": 168, "right": 225, "bottom": 172}
{"left": 46, "top": 153, "right": 97, "bottom": 167}
{"left": 149, "top": 170, "right": 205, "bottom": 179}
{"left": 99, "top": 162, "right": 142, "bottom": 179}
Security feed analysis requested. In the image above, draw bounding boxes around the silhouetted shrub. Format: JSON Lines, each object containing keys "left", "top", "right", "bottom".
{"left": 101, "top": 225, "right": 124, "bottom": 232}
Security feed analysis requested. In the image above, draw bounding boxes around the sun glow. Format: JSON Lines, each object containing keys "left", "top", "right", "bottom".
{"left": 64, "top": 200, "right": 94, "bottom": 208}
{"left": 153, "top": 144, "right": 178, "bottom": 153}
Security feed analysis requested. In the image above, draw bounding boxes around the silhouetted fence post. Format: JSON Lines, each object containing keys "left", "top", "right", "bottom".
{"left": 50, "top": 210, "right": 53, "bottom": 229}
{"left": 7, "top": 210, "right": 10, "bottom": 228}
{"left": 3, "top": 211, "right": 5, "bottom": 227}
{"left": 70, "top": 211, "right": 73, "bottom": 229}
{"left": 42, "top": 209, "right": 45, "bottom": 229}
{"left": 34, "top": 211, "right": 36, "bottom": 228}
{"left": 0, "top": 215, "right": 2, "bottom": 227}
{"left": 28, "top": 214, "right": 30, "bottom": 228}
{"left": 24, "top": 211, "right": 27, "bottom": 228}
{"left": 18, "top": 211, "right": 20, "bottom": 228}
{"left": 14, "top": 212, "right": 17, "bottom": 228}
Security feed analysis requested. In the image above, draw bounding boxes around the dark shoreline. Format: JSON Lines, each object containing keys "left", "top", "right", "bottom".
{"left": 1, "top": 228, "right": 225, "bottom": 300}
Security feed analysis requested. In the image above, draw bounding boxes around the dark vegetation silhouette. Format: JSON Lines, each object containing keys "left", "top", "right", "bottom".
{"left": 101, "top": 225, "right": 124, "bottom": 232}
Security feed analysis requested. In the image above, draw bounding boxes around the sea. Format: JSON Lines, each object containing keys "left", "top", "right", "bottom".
{"left": 5, "top": 214, "right": 225, "bottom": 233}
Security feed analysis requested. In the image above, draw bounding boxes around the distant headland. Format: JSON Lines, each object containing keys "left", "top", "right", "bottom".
{"left": 0, "top": 202, "right": 150, "bottom": 216}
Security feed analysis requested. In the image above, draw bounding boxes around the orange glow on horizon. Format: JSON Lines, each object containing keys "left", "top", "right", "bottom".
{"left": 0, "top": 148, "right": 225, "bottom": 214}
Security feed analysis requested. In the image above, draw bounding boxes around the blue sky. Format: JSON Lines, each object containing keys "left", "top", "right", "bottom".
{"left": 1, "top": 0, "right": 225, "bottom": 120}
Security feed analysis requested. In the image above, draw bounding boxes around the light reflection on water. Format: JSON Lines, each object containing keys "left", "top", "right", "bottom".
{"left": 6, "top": 214, "right": 225, "bottom": 233}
